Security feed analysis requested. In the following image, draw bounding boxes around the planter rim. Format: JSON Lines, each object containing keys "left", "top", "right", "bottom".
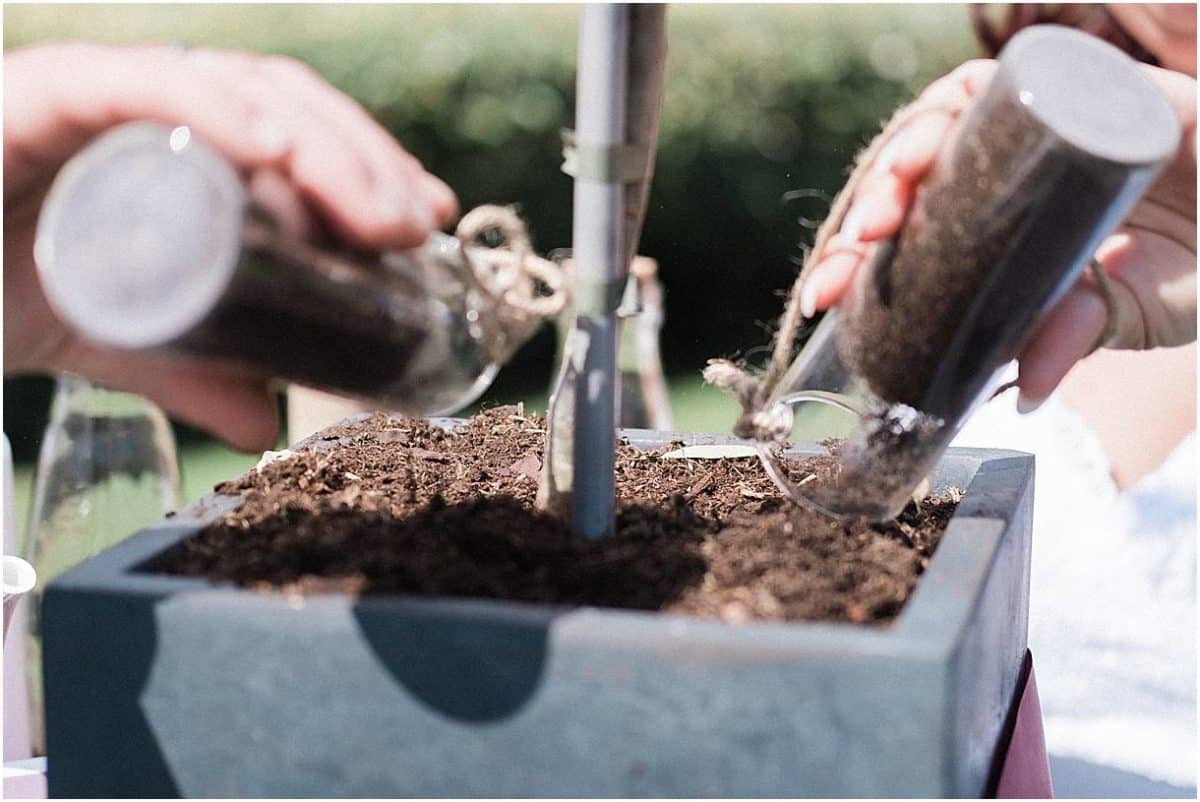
{"left": 49, "top": 418, "right": 1034, "bottom": 663}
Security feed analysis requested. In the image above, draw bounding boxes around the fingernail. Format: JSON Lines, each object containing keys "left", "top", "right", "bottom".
{"left": 875, "top": 127, "right": 908, "bottom": 175}
{"left": 252, "top": 119, "right": 289, "bottom": 157}
{"left": 422, "top": 174, "right": 457, "bottom": 212}
{"left": 799, "top": 275, "right": 820, "bottom": 319}
{"left": 841, "top": 205, "right": 866, "bottom": 243}
{"left": 1016, "top": 392, "right": 1045, "bottom": 414}
{"left": 418, "top": 203, "right": 439, "bottom": 233}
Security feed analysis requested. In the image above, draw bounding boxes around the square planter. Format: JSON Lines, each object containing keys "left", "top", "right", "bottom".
{"left": 42, "top": 423, "right": 1033, "bottom": 797}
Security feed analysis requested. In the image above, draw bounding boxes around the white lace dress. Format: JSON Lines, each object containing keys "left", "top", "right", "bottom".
{"left": 953, "top": 393, "right": 1196, "bottom": 791}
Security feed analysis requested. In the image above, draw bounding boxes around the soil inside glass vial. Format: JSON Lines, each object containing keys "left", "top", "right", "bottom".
{"left": 175, "top": 216, "right": 433, "bottom": 399}
{"left": 814, "top": 79, "right": 1138, "bottom": 516}
{"left": 837, "top": 88, "right": 1128, "bottom": 423}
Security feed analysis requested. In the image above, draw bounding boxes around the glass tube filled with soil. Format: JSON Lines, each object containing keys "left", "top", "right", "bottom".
{"left": 34, "top": 123, "right": 548, "bottom": 417}
{"left": 762, "top": 25, "right": 1180, "bottom": 521}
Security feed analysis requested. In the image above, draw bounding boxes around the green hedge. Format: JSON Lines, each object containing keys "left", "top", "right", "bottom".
{"left": 3, "top": 5, "right": 977, "bottom": 455}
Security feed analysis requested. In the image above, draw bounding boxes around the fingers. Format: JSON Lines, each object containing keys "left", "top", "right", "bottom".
{"left": 60, "top": 43, "right": 290, "bottom": 166}
{"left": 247, "top": 169, "right": 322, "bottom": 242}
{"left": 53, "top": 342, "right": 280, "bottom": 452}
{"left": 140, "top": 364, "right": 280, "bottom": 454}
{"left": 184, "top": 48, "right": 457, "bottom": 249}
{"left": 795, "top": 164, "right": 908, "bottom": 320}
{"left": 799, "top": 234, "right": 864, "bottom": 318}
{"left": 7, "top": 42, "right": 459, "bottom": 251}
{"left": 252, "top": 56, "right": 440, "bottom": 248}
{"left": 800, "top": 60, "right": 998, "bottom": 318}
{"left": 798, "top": 155, "right": 912, "bottom": 320}
{"left": 1015, "top": 283, "right": 1109, "bottom": 413}
{"left": 847, "top": 59, "right": 997, "bottom": 239}
{"left": 4, "top": 42, "right": 286, "bottom": 201}
{"left": 1095, "top": 231, "right": 1195, "bottom": 350}
{"left": 883, "top": 61, "right": 993, "bottom": 184}
{"left": 1012, "top": 225, "right": 1197, "bottom": 413}
{"left": 914, "top": 58, "right": 996, "bottom": 108}
{"left": 255, "top": 55, "right": 458, "bottom": 225}
{"left": 885, "top": 113, "right": 953, "bottom": 183}
{"left": 841, "top": 167, "right": 913, "bottom": 243}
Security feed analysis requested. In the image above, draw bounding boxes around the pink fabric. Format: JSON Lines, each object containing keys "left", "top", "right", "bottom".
{"left": 996, "top": 652, "right": 1054, "bottom": 798}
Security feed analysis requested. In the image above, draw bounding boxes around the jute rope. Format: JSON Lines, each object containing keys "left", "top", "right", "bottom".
{"left": 704, "top": 95, "right": 1121, "bottom": 439}
{"left": 455, "top": 204, "right": 568, "bottom": 320}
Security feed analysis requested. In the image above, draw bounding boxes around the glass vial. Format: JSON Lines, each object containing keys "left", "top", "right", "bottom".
{"left": 34, "top": 122, "right": 537, "bottom": 418}
{"left": 23, "top": 375, "right": 180, "bottom": 753}
{"left": 763, "top": 25, "right": 1181, "bottom": 520}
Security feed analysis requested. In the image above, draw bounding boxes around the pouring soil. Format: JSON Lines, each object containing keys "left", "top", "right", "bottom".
{"left": 156, "top": 406, "right": 959, "bottom": 625}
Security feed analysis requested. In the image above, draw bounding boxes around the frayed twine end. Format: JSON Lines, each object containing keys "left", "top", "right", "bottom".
{"left": 703, "top": 359, "right": 793, "bottom": 442}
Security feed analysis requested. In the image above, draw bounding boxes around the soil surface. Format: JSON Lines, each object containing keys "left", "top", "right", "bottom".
{"left": 156, "top": 407, "right": 961, "bottom": 625}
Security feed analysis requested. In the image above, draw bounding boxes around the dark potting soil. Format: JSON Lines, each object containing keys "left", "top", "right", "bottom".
{"left": 156, "top": 407, "right": 960, "bottom": 625}
{"left": 177, "top": 215, "right": 432, "bottom": 399}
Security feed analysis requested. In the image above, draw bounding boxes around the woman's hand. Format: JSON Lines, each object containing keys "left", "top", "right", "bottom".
{"left": 800, "top": 58, "right": 1197, "bottom": 412}
{"left": 4, "top": 42, "right": 459, "bottom": 450}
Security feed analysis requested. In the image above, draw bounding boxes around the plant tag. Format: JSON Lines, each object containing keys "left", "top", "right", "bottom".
{"left": 661, "top": 444, "right": 757, "bottom": 460}
{"left": 536, "top": 328, "right": 589, "bottom": 518}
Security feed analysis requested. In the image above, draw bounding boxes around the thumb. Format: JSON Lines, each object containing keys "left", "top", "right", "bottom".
{"left": 1015, "top": 279, "right": 1109, "bottom": 411}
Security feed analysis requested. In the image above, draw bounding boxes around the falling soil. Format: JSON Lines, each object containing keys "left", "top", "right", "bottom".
{"left": 796, "top": 402, "right": 949, "bottom": 520}
{"left": 155, "top": 407, "right": 960, "bottom": 625}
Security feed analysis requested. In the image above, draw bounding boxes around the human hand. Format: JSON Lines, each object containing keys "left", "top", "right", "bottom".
{"left": 799, "top": 58, "right": 1196, "bottom": 412}
{"left": 4, "top": 42, "right": 459, "bottom": 450}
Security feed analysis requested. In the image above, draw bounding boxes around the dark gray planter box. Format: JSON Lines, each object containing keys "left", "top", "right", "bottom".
{"left": 43, "top": 424, "right": 1033, "bottom": 798}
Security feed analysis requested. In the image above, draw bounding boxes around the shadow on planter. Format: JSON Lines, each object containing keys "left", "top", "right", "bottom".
{"left": 351, "top": 597, "right": 553, "bottom": 722}
{"left": 41, "top": 588, "right": 181, "bottom": 796}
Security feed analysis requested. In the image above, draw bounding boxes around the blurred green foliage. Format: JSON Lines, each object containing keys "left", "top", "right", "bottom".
{"left": 3, "top": 4, "right": 977, "bottom": 459}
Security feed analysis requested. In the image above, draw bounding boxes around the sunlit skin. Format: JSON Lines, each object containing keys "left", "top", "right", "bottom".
{"left": 4, "top": 42, "right": 458, "bottom": 452}
{"left": 801, "top": 8, "right": 1197, "bottom": 414}
{"left": 1108, "top": 3, "right": 1197, "bottom": 76}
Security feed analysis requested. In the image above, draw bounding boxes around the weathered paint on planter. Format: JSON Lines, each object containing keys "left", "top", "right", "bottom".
{"left": 42, "top": 423, "right": 1033, "bottom": 797}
